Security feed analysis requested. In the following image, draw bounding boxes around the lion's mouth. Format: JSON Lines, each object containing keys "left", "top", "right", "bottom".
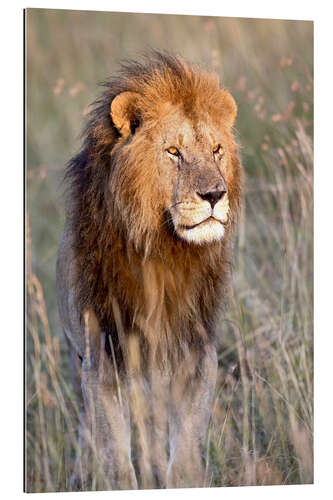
{"left": 181, "top": 216, "right": 223, "bottom": 231}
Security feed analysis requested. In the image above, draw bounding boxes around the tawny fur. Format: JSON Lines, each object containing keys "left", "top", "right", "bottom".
{"left": 57, "top": 52, "right": 243, "bottom": 489}
{"left": 62, "top": 52, "right": 242, "bottom": 369}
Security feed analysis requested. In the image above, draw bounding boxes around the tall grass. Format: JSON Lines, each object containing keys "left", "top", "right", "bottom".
{"left": 25, "top": 9, "right": 313, "bottom": 492}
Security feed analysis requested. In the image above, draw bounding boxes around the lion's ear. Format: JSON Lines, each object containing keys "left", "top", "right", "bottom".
{"left": 110, "top": 91, "right": 140, "bottom": 138}
{"left": 220, "top": 90, "right": 237, "bottom": 127}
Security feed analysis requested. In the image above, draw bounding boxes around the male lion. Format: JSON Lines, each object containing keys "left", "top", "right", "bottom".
{"left": 57, "top": 52, "right": 242, "bottom": 490}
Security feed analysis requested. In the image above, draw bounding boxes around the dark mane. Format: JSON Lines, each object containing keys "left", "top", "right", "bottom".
{"left": 63, "top": 52, "right": 242, "bottom": 367}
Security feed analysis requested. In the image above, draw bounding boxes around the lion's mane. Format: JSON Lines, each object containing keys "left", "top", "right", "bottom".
{"left": 65, "top": 52, "right": 242, "bottom": 368}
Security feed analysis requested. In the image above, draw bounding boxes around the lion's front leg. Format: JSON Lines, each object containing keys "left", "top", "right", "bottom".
{"left": 167, "top": 344, "right": 217, "bottom": 489}
{"left": 80, "top": 358, "right": 138, "bottom": 490}
{"left": 78, "top": 330, "right": 137, "bottom": 489}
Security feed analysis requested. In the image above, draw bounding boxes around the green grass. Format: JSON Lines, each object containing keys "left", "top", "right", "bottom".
{"left": 25, "top": 8, "right": 313, "bottom": 492}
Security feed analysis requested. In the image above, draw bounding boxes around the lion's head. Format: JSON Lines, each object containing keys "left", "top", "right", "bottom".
{"left": 92, "top": 53, "right": 242, "bottom": 250}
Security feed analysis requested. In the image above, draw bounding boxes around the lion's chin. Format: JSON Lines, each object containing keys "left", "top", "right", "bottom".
{"left": 176, "top": 218, "right": 225, "bottom": 245}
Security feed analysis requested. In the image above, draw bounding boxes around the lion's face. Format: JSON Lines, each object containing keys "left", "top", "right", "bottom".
{"left": 154, "top": 110, "right": 231, "bottom": 245}
{"left": 110, "top": 88, "right": 238, "bottom": 247}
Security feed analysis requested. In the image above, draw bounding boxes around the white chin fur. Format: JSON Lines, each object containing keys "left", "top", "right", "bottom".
{"left": 177, "top": 219, "right": 225, "bottom": 245}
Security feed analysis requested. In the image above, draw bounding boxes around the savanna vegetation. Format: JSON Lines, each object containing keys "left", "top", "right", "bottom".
{"left": 25, "top": 9, "right": 313, "bottom": 492}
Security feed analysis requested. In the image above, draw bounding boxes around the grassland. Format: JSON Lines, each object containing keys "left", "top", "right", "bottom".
{"left": 25, "top": 9, "right": 313, "bottom": 492}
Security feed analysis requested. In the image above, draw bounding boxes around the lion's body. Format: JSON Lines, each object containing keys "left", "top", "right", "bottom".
{"left": 57, "top": 53, "right": 242, "bottom": 490}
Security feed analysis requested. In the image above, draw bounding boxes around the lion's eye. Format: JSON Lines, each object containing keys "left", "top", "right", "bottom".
{"left": 213, "top": 144, "right": 223, "bottom": 155}
{"left": 167, "top": 146, "right": 181, "bottom": 157}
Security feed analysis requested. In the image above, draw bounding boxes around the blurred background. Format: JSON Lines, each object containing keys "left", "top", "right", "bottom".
{"left": 26, "top": 8, "right": 313, "bottom": 492}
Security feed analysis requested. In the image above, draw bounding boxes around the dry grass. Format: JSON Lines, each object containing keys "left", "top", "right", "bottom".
{"left": 25, "top": 9, "right": 313, "bottom": 492}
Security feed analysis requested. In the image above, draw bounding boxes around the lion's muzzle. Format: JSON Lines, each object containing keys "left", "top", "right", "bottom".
{"left": 171, "top": 192, "right": 230, "bottom": 245}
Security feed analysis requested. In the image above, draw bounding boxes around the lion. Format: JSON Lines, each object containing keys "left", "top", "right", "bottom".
{"left": 56, "top": 52, "right": 242, "bottom": 490}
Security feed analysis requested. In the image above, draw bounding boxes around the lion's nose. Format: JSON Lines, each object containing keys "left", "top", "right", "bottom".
{"left": 197, "top": 189, "right": 227, "bottom": 208}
